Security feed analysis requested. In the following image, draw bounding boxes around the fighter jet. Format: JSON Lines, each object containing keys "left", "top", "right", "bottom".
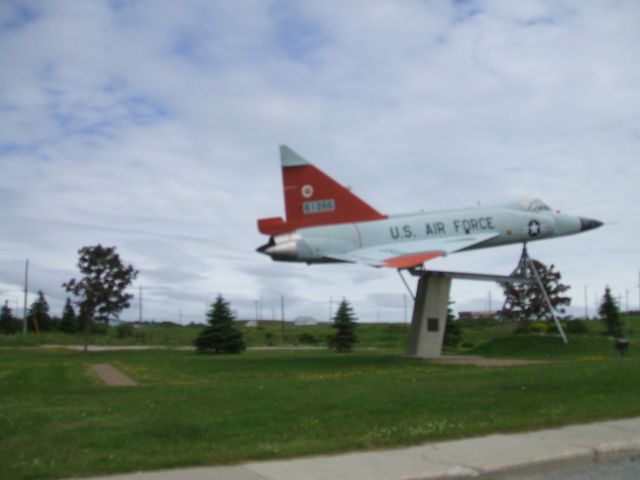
{"left": 257, "top": 146, "right": 602, "bottom": 269}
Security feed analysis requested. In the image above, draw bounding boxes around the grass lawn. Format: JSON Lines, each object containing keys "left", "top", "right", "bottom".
{"left": 1, "top": 337, "right": 639, "bottom": 480}
{"left": 0, "top": 322, "right": 410, "bottom": 349}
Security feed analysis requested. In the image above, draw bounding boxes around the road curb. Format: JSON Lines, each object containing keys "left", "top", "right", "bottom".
{"left": 68, "top": 417, "right": 640, "bottom": 480}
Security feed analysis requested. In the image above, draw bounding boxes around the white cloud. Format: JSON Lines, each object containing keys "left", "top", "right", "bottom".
{"left": 1, "top": 0, "right": 639, "bottom": 324}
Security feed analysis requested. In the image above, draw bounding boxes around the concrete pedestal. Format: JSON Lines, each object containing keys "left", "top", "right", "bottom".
{"left": 406, "top": 274, "right": 452, "bottom": 359}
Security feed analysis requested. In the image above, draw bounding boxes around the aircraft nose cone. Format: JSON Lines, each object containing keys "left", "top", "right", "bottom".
{"left": 579, "top": 217, "right": 603, "bottom": 232}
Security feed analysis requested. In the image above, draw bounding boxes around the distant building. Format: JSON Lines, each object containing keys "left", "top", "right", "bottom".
{"left": 458, "top": 311, "right": 497, "bottom": 319}
{"left": 293, "top": 316, "right": 319, "bottom": 326}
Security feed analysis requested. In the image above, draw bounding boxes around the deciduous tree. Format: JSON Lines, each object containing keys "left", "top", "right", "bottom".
{"left": 63, "top": 245, "right": 138, "bottom": 351}
{"left": 500, "top": 258, "right": 570, "bottom": 332}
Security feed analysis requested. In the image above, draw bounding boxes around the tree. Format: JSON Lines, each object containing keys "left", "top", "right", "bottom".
{"left": 0, "top": 301, "right": 19, "bottom": 334}
{"left": 59, "top": 297, "right": 78, "bottom": 333}
{"left": 328, "top": 299, "right": 358, "bottom": 352}
{"left": 500, "top": 257, "right": 570, "bottom": 332}
{"left": 63, "top": 245, "right": 138, "bottom": 351}
{"left": 599, "top": 287, "right": 622, "bottom": 337}
{"left": 27, "top": 291, "right": 52, "bottom": 332}
{"left": 443, "top": 302, "right": 462, "bottom": 349}
{"left": 195, "top": 295, "right": 246, "bottom": 354}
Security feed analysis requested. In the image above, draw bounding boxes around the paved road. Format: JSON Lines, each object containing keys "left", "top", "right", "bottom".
{"left": 492, "top": 455, "right": 640, "bottom": 479}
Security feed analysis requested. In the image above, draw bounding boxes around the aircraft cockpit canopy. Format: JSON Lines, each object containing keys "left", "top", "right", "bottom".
{"left": 521, "top": 198, "right": 552, "bottom": 212}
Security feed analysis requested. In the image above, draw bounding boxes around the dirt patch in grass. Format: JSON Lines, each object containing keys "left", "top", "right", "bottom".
{"left": 429, "top": 356, "right": 551, "bottom": 367}
{"left": 91, "top": 363, "right": 137, "bottom": 386}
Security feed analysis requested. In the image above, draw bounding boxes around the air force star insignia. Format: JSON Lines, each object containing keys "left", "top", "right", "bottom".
{"left": 528, "top": 219, "right": 541, "bottom": 237}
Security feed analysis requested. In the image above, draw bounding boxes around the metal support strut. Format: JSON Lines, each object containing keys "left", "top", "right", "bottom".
{"left": 521, "top": 245, "right": 568, "bottom": 344}
{"left": 397, "top": 269, "right": 415, "bottom": 301}
{"left": 400, "top": 243, "right": 568, "bottom": 359}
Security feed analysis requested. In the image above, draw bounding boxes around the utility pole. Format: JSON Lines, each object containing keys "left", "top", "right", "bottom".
{"left": 584, "top": 285, "right": 589, "bottom": 319}
{"left": 329, "top": 296, "right": 333, "bottom": 321}
{"left": 259, "top": 296, "right": 263, "bottom": 321}
{"left": 23, "top": 259, "right": 29, "bottom": 334}
{"left": 280, "top": 295, "right": 285, "bottom": 335}
{"left": 139, "top": 286, "right": 143, "bottom": 324}
{"left": 625, "top": 289, "right": 629, "bottom": 319}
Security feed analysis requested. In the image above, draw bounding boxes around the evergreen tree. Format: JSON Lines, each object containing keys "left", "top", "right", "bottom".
{"left": 599, "top": 287, "right": 622, "bottom": 337}
{"left": 500, "top": 257, "right": 570, "bottom": 332}
{"left": 28, "top": 291, "right": 52, "bottom": 332}
{"left": 59, "top": 298, "right": 78, "bottom": 333}
{"left": 0, "top": 301, "right": 19, "bottom": 334}
{"left": 443, "top": 302, "right": 462, "bottom": 349}
{"left": 195, "top": 295, "right": 246, "bottom": 354}
{"left": 328, "top": 299, "right": 358, "bottom": 352}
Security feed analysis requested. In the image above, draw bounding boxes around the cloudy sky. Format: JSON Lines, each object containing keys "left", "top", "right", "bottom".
{"left": 1, "top": 0, "right": 639, "bottom": 324}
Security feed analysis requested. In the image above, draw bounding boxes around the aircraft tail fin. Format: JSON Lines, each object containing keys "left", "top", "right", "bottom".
{"left": 258, "top": 146, "right": 386, "bottom": 236}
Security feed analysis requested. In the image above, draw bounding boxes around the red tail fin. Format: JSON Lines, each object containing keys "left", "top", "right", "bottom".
{"left": 258, "top": 146, "right": 386, "bottom": 236}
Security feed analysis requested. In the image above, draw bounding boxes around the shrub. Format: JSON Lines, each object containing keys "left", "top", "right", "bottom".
{"left": 443, "top": 318, "right": 462, "bottom": 348}
{"left": 298, "top": 332, "right": 318, "bottom": 345}
{"left": 529, "top": 322, "right": 547, "bottom": 335}
{"left": 116, "top": 322, "right": 134, "bottom": 338}
{"left": 264, "top": 332, "right": 276, "bottom": 346}
{"left": 91, "top": 322, "right": 109, "bottom": 335}
{"left": 566, "top": 319, "right": 589, "bottom": 335}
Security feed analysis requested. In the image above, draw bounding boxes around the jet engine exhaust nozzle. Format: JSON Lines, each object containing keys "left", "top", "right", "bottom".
{"left": 257, "top": 233, "right": 301, "bottom": 261}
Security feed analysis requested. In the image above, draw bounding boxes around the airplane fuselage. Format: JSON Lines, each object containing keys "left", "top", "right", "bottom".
{"left": 263, "top": 204, "right": 594, "bottom": 264}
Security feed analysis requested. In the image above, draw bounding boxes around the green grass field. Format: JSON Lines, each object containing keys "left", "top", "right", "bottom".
{"left": 0, "top": 322, "right": 412, "bottom": 349}
{"left": 1, "top": 328, "right": 639, "bottom": 480}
